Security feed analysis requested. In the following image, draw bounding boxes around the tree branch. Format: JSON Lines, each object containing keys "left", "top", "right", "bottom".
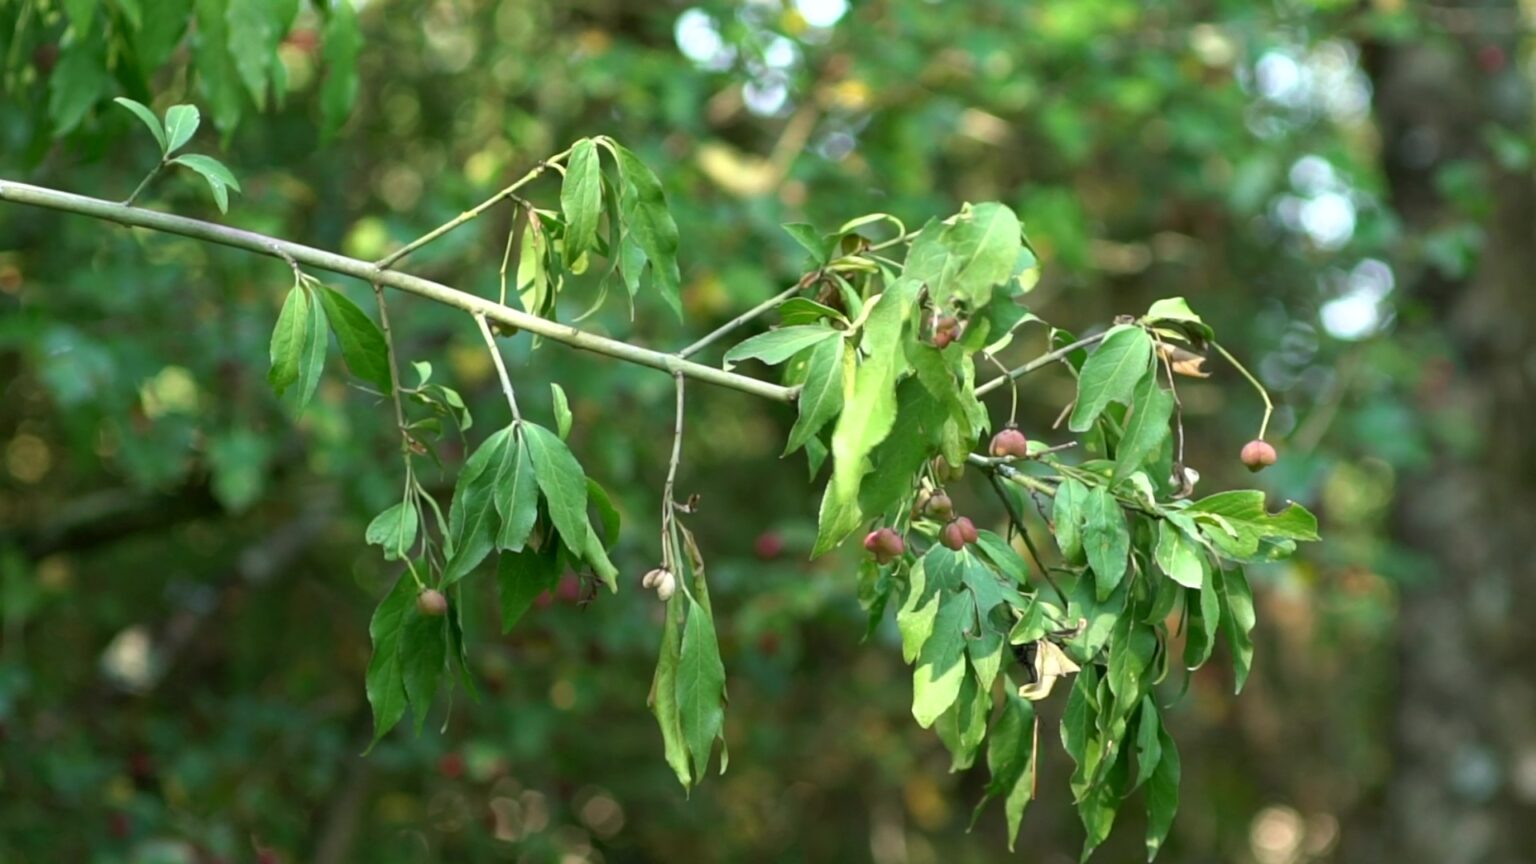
{"left": 974, "top": 333, "right": 1105, "bottom": 398}
{"left": 0, "top": 179, "right": 797, "bottom": 404}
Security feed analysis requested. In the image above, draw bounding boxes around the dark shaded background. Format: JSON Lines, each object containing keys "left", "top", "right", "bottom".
{"left": 2, "top": 1, "right": 1533, "bottom": 862}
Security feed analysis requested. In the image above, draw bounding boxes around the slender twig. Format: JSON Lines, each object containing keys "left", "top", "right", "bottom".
{"left": 987, "top": 470, "right": 1069, "bottom": 607}
{"left": 980, "top": 352, "right": 1019, "bottom": 425}
{"left": 660, "top": 372, "right": 686, "bottom": 568}
{"left": 373, "top": 283, "right": 410, "bottom": 440}
{"left": 1211, "top": 340, "right": 1273, "bottom": 439}
{"left": 475, "top": 313, "right": 522, "bottom": 423}
{"left": 497, "top": 206, "right": 527, "bottom": 308}
{"left": 375, "top": 149, "right": 571, "bottom": 269}
{"left": 124, "top": 162, "right": 166, "bottom": 207}
{"left": 677, "top": 285, "right": 802, "bottom": 359}
{"left": 0, "top": 179, "right": 797, "bottom": 403}
{"left": 974, "top": 333, "right": 1106, "bottom": 398}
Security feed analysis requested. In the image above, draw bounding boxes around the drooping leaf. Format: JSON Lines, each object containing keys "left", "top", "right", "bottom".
{"left": 561, "top": 138, "right": 603, "bottom": 266}
{"left": 816, "top": 277, "right": 921, "bottom": 554}
{"left": 723, "top": 326, "right": 839, "bottom": 370}
{"left": 1217, "top": 565, "right": 1257, "bottom": 693}
{"left": 316, "top": 283, "right": 390, "bottom": 392}
{"left": 781, "top": 222, "right": 831, "bottom": 264}
{"left": 193, "top": 0, "right": 243, "bottom": 132}
{"left": 171, "top": 153, "right": 239, "bottom": 213}
{"left": 291, "top": 283, "right": 329, "bottom": 411}
{"left": 365, "top": 572, "right": 417, "bottom": 749}
{"left": 366, "top": 501, "right": 419, "bottom": 562}
{"left": 784, "top": 336, "right": 845, "bottom": 455}
{"left": 586, "top": 478, "right": 622, "bottom": 547}
{"left": 444, "top": 426, "right": 513, "bottom": 583}
{"left": 1083, "top": 486, "right": 1130, "bottom": 600}
{"left": 493, "top": 433, "right": 539, "bottom": 552}
{"left": 935, "top": 667, "right": 990, "bottom": 771}
{"left": 550, "top": 383, "right": 573, "bottom": 440}
{"left": 1132, "top": 696, "right": 1163, "bottom": 792}
{"left": 1053, "top": 476, "right": 1090, "bottom": 563}
{"left": 497, "top": 544, "right": 561, "bottom": 632}
{"left": 676, "top": 597, "right": 727, "bottom": 779}
{"left": 1111, "top": 371, "right": 1174, "bottom": 486}
{"left": 320, "top": 0, "right": 361, "bottom": 137}
{"left": 520, "top": 423, "right": 590, "bottom": 551}
{"left": 897, "top": 556, "right": 939, "bottom": 663}
{"left": 1145, "top": 724, "right": 1181, "bottom": 861}
{"left": 611, "top": 142, "right": 682, "bottom": 318}
{"left": 47, "top": 26, "right": 110, "bottom": 134}
{"left": 971, "top": 691, "right": 1036, "bottom": 848}
{"left": 1069, "top": 325, "right": 1154, "bottom": 432}
{"left": 912, "top": 588, "right": 974, "bottom": 728}
{"left": 400, "top": 604, "right": 448, "bottom": 733}
{"left": 1183, "top": 578, "right": 1221, "bottom": 671}
{"left": 650, "top": 589, "right": 691, "bottom": 788}
{"left": 113, "top": 97, "right": 168, "bottom": 154}
{"left": 268, "top": 285, "right": 308, "bottom": 397}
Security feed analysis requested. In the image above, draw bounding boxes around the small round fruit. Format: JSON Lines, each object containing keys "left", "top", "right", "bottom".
{"left": 1240, "top": 439, "right": 1278, "bottom": 473}
{"left": 654, "top": 569, "right": 678, "bottom": 601}
{"left": 438, "top": 752, "right": 466, "bottom": 779}
{"left": 863, "top": 527, "right": 906, "bottom": 564}
{"left": 416, "top": 589, "right": 449, "bottom": 616}
{"left": 955, "top": 516, "right": 979, "bottom": 544}
{"left": 939, "top": 519, "right": 968, "bottom": 551}
{"left": 931, "top": 454, "right": 965, "bottom": 483}
{"left": 932, "top": 316, "right": 964, "bottom": 349}
{"left": 989, "top": 427, "right": 1030, "bottom": 459}
{"left": 922, "top": 491, "right": 955, "bottom": 521}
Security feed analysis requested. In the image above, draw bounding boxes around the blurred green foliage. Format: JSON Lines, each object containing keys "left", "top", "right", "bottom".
{"left": 0, "top": 0, "right": 1513, "bottom": 862}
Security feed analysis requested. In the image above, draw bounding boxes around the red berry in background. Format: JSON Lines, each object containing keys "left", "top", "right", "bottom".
{"left": 556, "top": 574, "right": 582, "bottom": 603}
{"left": 534, "top": 590, "right": 554, "bottom": 608}
{"left": 1240, "top": 439, "right": 1278, "bottom": 473}
{"left": 989, "top": 427, "right": 1029, "bottom": 459}
{"left": 1477, "top": 44, "right": 1507, "bottom": 74}
{"left": 109, "top": 811, "right": 131, "bottom": 839}
{"left": 438, "top": 752, "right": 465, "bottom": 779}
{"left": 863, "top": 527, "right": 905, "bottom": 564}
{"left": 416, "top": 589, "right": 448, "bottom": 616}
{"left": 922, "top": 491, "right": 954, "bottom": 520}
{"left": 754, "top": 532, "right": 784, "bottom": 560}
{"left": 757, "top": 631, "right": 781, "bottom": 656}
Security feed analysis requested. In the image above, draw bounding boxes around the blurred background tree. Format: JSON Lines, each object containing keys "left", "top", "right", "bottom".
{"left": 1, "top": 0, "right": 1532, "bottom": 862}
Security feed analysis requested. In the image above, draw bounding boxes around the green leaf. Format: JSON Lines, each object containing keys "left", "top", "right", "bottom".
{"left": 267, "top": 284, "right": 308, "bottom": 397}
{"left": 113, "top": 97, "right": 168, "bottom": 154}
{"left": 366, "top": 502, "right": 418, "bottom": 562}
{"left": 856, "top": 380, "right": 945, "bottom": 519}
{"left": 897, "top": 556, "right": 939, "bottom": 663}
{"left": 193, "top": 0, "right": 242, "bottom": 132}
{"left": 903, "top": 204, "right": 1023, "bottom": 310}
{"left": 320, "top": 0, "right": 361, "bottom": 137}
{"left": 1111, "top": 371, "right": 1174, "bottom": 486}
{"left": 226, "top": 0, "right": 277, "bottom": 107}
{"left": 676, "top": 597, "right": 727, "bottom": 779}
{"left": 784, "top": 336, "right": 845, "bottom": 455}
{"left": 912, "top": 588, "right": 974, "bottom": 728}
{"left": 577, "top": 521, "right": 620, "bottom": 592}
{"left": 493, "top": 434, "right": 539, "bottom": 552}
{"left": 650, "top": 590, "right": 691, "bottom": 788}
{"left": 980, "top": 693, "right": 1037, "bottom": 850}
{"left": 1142, "top": 296, "right": 1214, "bottom": 341}
{"left": 365, "top": 572, "right": 416, "bottom": 749}
{"left": 561, "top": 138, "right": 603, "bottom": 266}
{"left": 723, "top": 326, "right": 839, "bottom": 370}
{"left": 1068, "top": 572, "right": 1128, "bottom": 660}
{"left": 1069, "top": 325, "right": 1154, "bottom": 432}
{"left": 1107, "top": 620, "right": 1156, "bottom": 713}
{"left": 1183, "top": 578, "right": 1221, "bottom": 671}
{"left": 1154, "top": 521, "right": 1204, "bottom": 589}
{"left": 315, "top": 284, "right": 390, "bottom": 392}
{"left": 1053, "top": 477, "right": 1090, "bottom": 563}
{"left": 935, "top": 667, "right": 989, "bottom": 771}
{"left": 289, "top": 284, "right": 329, "bottom": 411}
{"left": 1145, "top": 723, "right": 1181, "bottom": 861}
{"left": 1188, "top": 491, "right": 1319, "bottom": 558}
{"left": 64, "top": 0, "right": 96, "bottom": 32}
{"left": 1217, "top": 566, "right": 1257, "bottom": 693}
{"left": 586, "top": 477, "right": 622, "bottom": 547}
{"left": 520, "top": 423, "right": 590, "bottom": 552}
{"left": 611, "top": 142, "right": 682, "bottom": 318}
{"left": 400, "top": 604, "right": 448, "bottom": 733}
{"left": 444, "top": 426, "right": 513, "bottom": 583}
{"left": 497, "top": 545, "right": 561, "bottom": 632}
{"left": 1083, "top": 486, "right": 1130, "bottom": 600}
{"left": 1133, "top": 696, "right": 1163, "bottom": 792}
{"left": 817, "top": 277, "right": 921, "bottom": 554}
{"left": 48, "top": 28, "right": 109, "bottom": 134}
{"left": 777, "top": 297, "right": 844, "bottom": 326}
{"left": 162, "top": 104, "right": 200, "bottom": 154}
{"left": 171, "top": 153, "right": 240, "bottom": 214}
{"left": 781, "top": 222, "right": 831, "bottom": 264}
{"left": 550, "top": 383, "right": 573, "bottom": 440}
